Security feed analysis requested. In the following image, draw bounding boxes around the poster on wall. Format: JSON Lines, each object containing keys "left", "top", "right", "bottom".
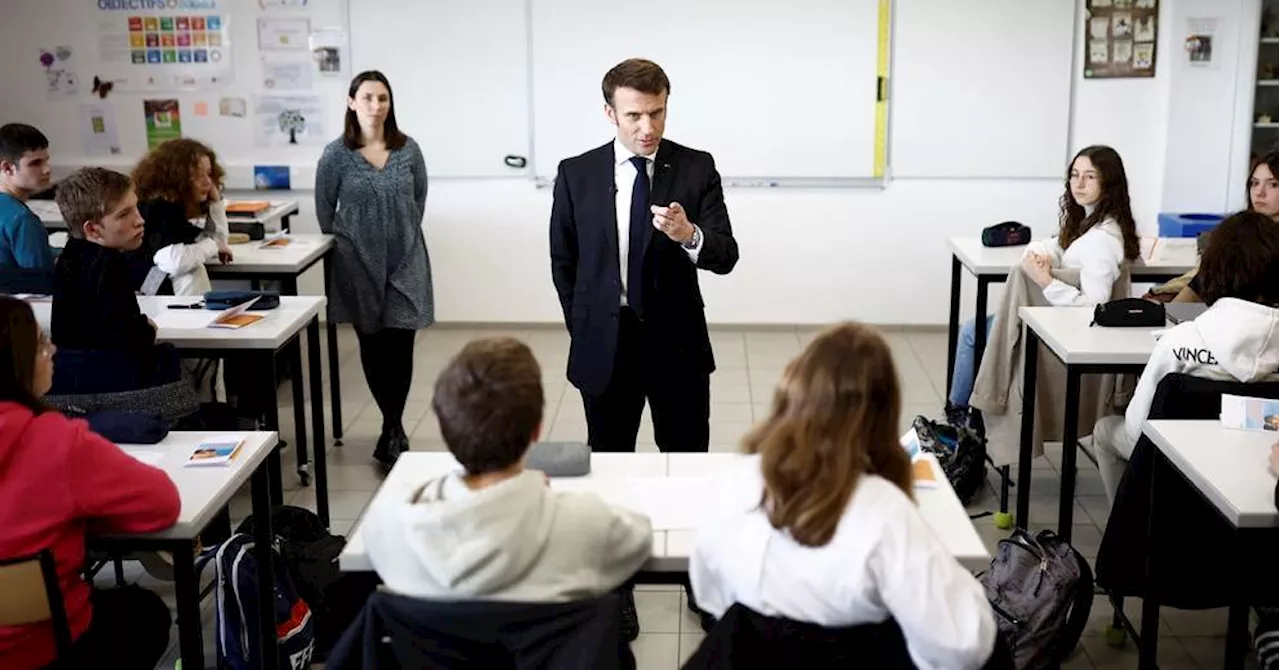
{"left": 253, "top": 95, "right": 327, "bottom": 146}
{"left": 143, "top": 99, "right": 182, "bottom": 149}
{"left": 94, "top": 0, "right": 234, "bottom": 91}
{"left": 77, "top": 103, "right": 121, "bottom": 157}
{"left": 308, "top": 27, "right": 348, "bottom": 78}
{"left": 1183, "top": 17, "right": 1221, "bottom": 69}
{"left": 39, "top": 46, "right": 79, "bottom": 100}
{"left": 1084, "top": 0, "right": 1159, "bottom": 79}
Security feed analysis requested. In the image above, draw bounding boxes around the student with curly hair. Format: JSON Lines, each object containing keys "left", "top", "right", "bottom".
{"left": 128, "top": 138, "right": 233, "bottom": 296}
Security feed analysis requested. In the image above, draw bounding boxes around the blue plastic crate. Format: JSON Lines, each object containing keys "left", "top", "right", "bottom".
{"left": 1157, "top": 212, "right": 1224, "bottom": 238}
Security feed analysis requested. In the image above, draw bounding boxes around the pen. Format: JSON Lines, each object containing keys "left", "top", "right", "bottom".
{"left": 168, "top": 302, "right": 205, "bottom": 309}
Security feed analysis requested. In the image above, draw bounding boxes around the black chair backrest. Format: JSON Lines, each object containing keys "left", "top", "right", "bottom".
{"left": 327, "top": 590, "right": 632, "bottom": 670}
{"left": 1147, "top": 372, "right": 1277, "bottom": 421}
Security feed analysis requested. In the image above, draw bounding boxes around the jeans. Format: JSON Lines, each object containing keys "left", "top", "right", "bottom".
{"left": 948, "top": 315, "right": 995, "bottom": 408}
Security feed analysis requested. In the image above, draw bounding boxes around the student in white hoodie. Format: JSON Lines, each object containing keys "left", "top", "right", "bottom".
{"left": 691, "top": 322, "right": 997, "bottom": 670}
{"left": 947, "top": 145, "right": 1140, "bottom": 431}
{"left": 361, "top": 337, "right": 653, "bottom": 606}
{"left": 1093, "top": 210, "right": 1280, "bottom": 508}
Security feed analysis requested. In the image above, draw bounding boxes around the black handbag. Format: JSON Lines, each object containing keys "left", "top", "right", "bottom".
{"left": 1091, "top": 298, "right": 1165, "bottom": 327}
{"left": 982, "top": 221, "right": 1032, "bottom": 247}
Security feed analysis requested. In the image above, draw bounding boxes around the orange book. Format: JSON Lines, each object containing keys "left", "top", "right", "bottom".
{"left": 226, "top": 200, "right": 271, "bottom": 215}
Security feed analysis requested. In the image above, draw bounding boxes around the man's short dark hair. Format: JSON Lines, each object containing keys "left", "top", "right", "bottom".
{"left": 55, "top": 168, "right": 133, "bottom": 241}
{"left": 602, "top": 59, "right": 671, "bottom": 107}
{"left": 1197, "top": 210, "right": 1278, "bottom": 307}
{"left": 432, "top": 337, "right": 544, "bottom": 475}
{"left": 0, "top": 124, "right": 49, "bottom": 165}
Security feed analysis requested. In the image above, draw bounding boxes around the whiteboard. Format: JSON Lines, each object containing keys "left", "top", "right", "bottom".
{"left": 529, "top": 0, "right": 881, "bottom": 181}
{"left": 889, "top": 0, "right": 1076, "bottom": 179}
{"left": 348, "top": 0, "right": 530, "bottom": 178}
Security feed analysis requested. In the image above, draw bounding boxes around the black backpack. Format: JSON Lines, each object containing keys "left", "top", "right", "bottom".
{"left": 236, "top": 506, "right": 379, "bottom": 662}
{"left": 911, "top": 415, "right": 987, "bottom": 505}
{"left": 979, "top": 529, "right": 1094, "bottom": 670}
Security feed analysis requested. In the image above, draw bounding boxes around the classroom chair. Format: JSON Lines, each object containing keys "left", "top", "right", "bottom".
{"left": 1094, "top": 374, "right": 1279, "bottom": 649}
{"left": 0, "top": 549, "right": 74, "bottom": 663}
{"left": 682, "top": 603, "right": 1014, "bottom": 670}
{"left": 326, "top": 591, "right": 635, "bottom": 670}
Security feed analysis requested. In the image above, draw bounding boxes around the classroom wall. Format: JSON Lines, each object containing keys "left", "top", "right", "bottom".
{"left": 7, "top": 0, "right": 1259, "bottom": 326}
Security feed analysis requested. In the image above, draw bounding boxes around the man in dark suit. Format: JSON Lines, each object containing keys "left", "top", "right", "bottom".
{"left": 550, "top": 58, "right": 738, "bottom": 454}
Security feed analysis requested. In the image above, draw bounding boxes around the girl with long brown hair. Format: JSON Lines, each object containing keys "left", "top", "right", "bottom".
{"left": 690, "top": 322, "right": 996, "bottom": 669}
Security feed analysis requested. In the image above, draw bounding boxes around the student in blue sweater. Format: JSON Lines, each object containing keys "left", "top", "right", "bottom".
{"left": 0, "top": 124, "right": 55, "bottom": 279}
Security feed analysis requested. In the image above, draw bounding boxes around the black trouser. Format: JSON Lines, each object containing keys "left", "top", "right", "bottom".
{"left": 584, "top": 308, "right": 711, "bottom": 453}
{"left": 356, "top": 328, "right": 417, "bottom": 436}
{"left": 54, "top": 585, "right": 171, "bottom": 669}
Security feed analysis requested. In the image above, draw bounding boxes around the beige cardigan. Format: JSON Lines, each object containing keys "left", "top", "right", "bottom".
{"left": 969, "top": 266, "right": 1135, "bottom": 467}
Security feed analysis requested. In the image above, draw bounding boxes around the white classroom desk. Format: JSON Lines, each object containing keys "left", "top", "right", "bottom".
{"left": 1137, "top": 421, "right": 1278, "bottom": 668}
{"left": 1013, "top": 306, "right": 1161, "bottom": 540}
{"left": 29, "top": 296, "right": 332, "bottom": 520}
{"left": 339, "top": 452, "right": 992, "bottom": 575}
{"left": 29, "top": 198, "right": 300, "bottom": 233}
{"left": 45, "top": 233, "right": 347, "bottom": 447}
{"left": 99, "top": 432, "right": 281, "bottom": 670}
{"left": 945, "top": 236, "right": 1197, "bottom": 396}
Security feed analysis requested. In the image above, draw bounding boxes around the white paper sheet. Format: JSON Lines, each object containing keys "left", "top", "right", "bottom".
{"left": 77, "top": 103, "right": 122, "bottom": 157}
{"left": 123, "top": 449, "right": 166, "bottom": 467}
{"left": 552, "top": 477, "right": 712, "bottom": 530}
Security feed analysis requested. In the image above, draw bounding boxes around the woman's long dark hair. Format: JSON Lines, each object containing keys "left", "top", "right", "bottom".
{"left": 342, "top": 70, "right": 408, "bottom": 151}
{"left": 1247, "top": 150, "right": 1278, "bottom": 215}
{"left": 1058, "top": 145, "right": 1139, "bottom": 260}
{"left": 0, "top": 296, "right": 47, "bottom": 414}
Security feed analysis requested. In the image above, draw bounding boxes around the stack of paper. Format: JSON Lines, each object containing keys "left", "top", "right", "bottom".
{"left": 1221, "top": 394, "right": 1280, "bottom": 432}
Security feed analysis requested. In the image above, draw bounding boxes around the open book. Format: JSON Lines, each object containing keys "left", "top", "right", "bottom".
{"left": 209, "top": 296, "right": 265, "bottom": 329}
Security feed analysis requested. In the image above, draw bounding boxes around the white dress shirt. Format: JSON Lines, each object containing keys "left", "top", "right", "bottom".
{"left": 612, "top": 138, "right": 703, "bottom": 305}
{"left": 690, "top": 455, "right": 998, "bottom": 670}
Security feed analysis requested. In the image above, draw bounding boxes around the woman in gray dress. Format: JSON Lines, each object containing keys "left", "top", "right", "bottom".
{"left": 316, "top": 70, "right": 433, "bottom": 468}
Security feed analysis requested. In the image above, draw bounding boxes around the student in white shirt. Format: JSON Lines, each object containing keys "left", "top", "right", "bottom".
{"left": 1093, "top": 210, "right": 1279, "bottom": 508}
{"left": 691, "top": 322, "right": 997, "bottom": 670}
{"left": 947, "top": 145, "right": 1141, "bottom": 431}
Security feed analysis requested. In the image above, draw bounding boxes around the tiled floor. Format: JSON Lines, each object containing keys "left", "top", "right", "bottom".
{"left": 105, "top": 324, "right": 1255, "bottom": 669}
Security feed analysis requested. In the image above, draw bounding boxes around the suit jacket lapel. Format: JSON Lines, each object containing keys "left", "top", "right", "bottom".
{"left": 588, "top": 143, "right": 622, "bottom": 278}
{"left": 644, "top": 140, "right": 679, "bottom": 262}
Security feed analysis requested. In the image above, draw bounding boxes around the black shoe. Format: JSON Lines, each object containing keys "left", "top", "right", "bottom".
{"left": 391, "top": 423, "right": 410, "bottom": 453}
{"left": 620, "top": 588, "right": 640, "bottom": 642}
{"left": 684, "top": 585, "right": 716, "bottom": 633}
{"left": 372, "top": 430, "right": 398, "bottom": 470}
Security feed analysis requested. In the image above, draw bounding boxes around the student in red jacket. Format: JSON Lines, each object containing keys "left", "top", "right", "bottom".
{"left": 0, "top": 295, "right": 181, "bottom": 669}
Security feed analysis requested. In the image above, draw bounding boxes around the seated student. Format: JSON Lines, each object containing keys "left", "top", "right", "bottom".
{"left": 1092, "top": 210, "right": 1279, "bottom": 509}
{"left": 128, "top": 138, "right": 232, "bottom": 296}
{"left": 361, "top": 337, "right": 653, "bottom": 603}
{"left": 0, "top": 124, "right": 55, "bottom": 280}
{"left": 691, "top": 322, "right": 997, "bottom": 670}
{"left": 50, "top": 167, "right": 168, "bottom": 389}
{"left": 947, "top": 145, "right": 1140, "bottom": 431}
{"left": 0, "top": 295, "right": 179, "bottom": 670}
{"left": 1149, "top": 150, "right": 1278, "bottom": 304}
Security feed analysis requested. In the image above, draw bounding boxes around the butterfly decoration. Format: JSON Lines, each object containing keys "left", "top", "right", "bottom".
{"left": 91, "top": 76, "right": 114, "bottom": 100}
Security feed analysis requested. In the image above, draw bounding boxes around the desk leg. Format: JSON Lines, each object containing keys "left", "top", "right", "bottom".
{"left": 307, "top": 318, "right": 331, "bottom": 528}
{"left": 261, "top": 351, "right": 283, "bottom": 506}
{"left": 1015, "top": 327, "right": 1039, "bottom": 530}
{"left": 1226, "top": 601, "right": 1249, "bottom": 669}
{"left": 250, "top": 463, "right": 281, "bottom": 668}
{"left": 323, "top": 256, "right": 343, "bottom": 446}
{"left": 945, "top": 255, "right": 962, "bottom": 396}
{"left": 1057, "top": 368, "right": 1081, "bottom": 541}
{"left": 973, "top": 277, "right": 991, "bottom": 373}
{"left": 289, "top": 338, "right": 310, "bottom": 486}
{"left": 172, "top": 539, "right": 204, "bottom": 670}
{"left": 1138, "top": 449, "right": 1162, "bottom": 670}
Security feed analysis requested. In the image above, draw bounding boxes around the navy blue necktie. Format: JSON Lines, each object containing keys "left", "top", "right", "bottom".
{"left": 627, "top": 156, "right": 650, "bottom": 315}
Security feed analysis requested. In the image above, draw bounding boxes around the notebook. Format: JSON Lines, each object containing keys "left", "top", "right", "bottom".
{"left": 184, "top": 439, "right": 244, "bottom": 467}
{"left": 1165, "top": 302, "right": 1208, "bottom": 325}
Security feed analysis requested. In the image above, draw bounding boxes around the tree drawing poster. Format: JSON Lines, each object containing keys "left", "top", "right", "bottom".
{"left": 253, "top": 95, "right": 326, "bottom": 146}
